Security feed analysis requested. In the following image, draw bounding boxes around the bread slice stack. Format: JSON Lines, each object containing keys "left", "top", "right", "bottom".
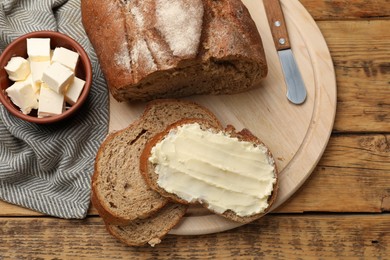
{"left": 92, "top": 99, "right": 278, "bottom": 247}
{"left": 92, "top": 99, "right": 222, "bottom": 246}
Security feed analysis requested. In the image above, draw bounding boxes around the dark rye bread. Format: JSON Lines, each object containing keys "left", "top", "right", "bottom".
{"left": 92, "top": 99, "right": 221, "bottom": 225}
{"left": 105, "top": 203, "right": 187, "bottom": 247}
{"left": 140, "top": 119, "right": 279, "bottom": 224}
{"left": 81, "top": 0, "right": 267, "bottom": 102}
{"left": 92, "top": 193, "right": 187, "bottom": 247}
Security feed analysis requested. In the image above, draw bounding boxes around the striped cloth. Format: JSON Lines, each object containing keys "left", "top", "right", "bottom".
{"left": 0, "top": 0, "right": 109, "bottom": 219}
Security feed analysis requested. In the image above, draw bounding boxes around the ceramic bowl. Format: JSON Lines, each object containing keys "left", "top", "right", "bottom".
{"left": 0, "top": 31, "right": 92, "bottom": 124}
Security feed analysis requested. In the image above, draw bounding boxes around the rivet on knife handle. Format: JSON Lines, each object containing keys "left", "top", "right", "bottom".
{"left": 263, "top": 0, "right": 307, "bottom": 105}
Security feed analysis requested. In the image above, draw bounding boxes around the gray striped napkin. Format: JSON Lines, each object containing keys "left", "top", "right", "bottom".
{"left": 0, "top": 0, "right": 109, "bottom": 219}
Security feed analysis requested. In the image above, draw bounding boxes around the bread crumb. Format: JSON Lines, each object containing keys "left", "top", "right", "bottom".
{"left": 148, "top": 238, "right": 161, "bottom": 247}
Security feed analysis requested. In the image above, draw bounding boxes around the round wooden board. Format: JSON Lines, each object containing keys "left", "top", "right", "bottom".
{"left": 108, "top": 0, "right": 337, "bottom": 235}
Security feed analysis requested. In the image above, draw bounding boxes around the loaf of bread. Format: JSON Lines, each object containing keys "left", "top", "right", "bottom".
{"left": 81, "top": 0, "right": 267, "bottom": 102}
{"left": 92, "top": 99, "right": 221, "bottom": 225}
{"left": 140, "top": 119, "right": 278, "bottom": 224}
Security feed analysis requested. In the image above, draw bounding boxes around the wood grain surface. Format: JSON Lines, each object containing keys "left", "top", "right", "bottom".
{"left": 1, "top": 215, "right": 390, "bottom": 259}
{"left": 1, "top": 0, "right": 389, "bottom": 258}
{"left": 319, "top": 20, "right": 390, "bottom": 132}
{"left": 300, "top": 0, "right": 390, "bottom": 20}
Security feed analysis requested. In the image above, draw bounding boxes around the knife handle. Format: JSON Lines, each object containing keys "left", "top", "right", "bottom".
{"left": 263, "top": 0, "right": 291, "bottom": 51}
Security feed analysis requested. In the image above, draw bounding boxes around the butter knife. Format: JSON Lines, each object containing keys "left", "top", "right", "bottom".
{"left": 263, "top": 0, "right": 307, "bottom": 104}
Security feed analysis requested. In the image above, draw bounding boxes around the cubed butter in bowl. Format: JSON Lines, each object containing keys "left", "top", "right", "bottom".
{"left": 0, "top": 31, "right": 92, "bottom": 124}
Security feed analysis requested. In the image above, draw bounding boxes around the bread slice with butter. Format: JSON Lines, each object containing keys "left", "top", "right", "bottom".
{"left": 140, "top": 119, "right": 278, "bottom": 224}
{"left": 92, "top": 99, "right": 222, "bottom": 225}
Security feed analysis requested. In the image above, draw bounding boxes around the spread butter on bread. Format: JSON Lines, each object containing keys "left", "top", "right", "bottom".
{"left": 92, "top": 99, "right": 221, "bottom": 225}
{"left": 140, "top": 119, "right": 278, "bottom": 224}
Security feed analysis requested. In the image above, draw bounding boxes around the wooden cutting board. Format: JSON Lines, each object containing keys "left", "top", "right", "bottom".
{"left": 108, "top": 0, "right": 337, "bottom": 235}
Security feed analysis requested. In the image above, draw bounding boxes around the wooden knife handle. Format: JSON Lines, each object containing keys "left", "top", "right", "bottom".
{"left": 263, "top": 0, "right": 291, "bottom": 50}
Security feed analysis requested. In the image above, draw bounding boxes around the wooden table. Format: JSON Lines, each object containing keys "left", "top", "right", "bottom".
{"left": 1, "top": 0, "right": 389, "bottom": 258}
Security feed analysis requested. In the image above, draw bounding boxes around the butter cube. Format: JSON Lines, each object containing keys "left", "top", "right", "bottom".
{"left": 25, "top": 74, "right": 41, "bottom": 94}
{"left": 27, "top": 38, "right": 51, "bottom": 62}
{"left": 6, "top": 80, "right": 38, "bottom": 115}
{"left": 42, "top": 62, "right": 74, "bottom": 94}
{"left": 51, "top": 47, "right": 79, "bottom": 71}
{"left": 65, "top": 77, "right": 85, "bottom": 105}
{"left": 29, "top": 59, "right": 50, "bottom": 84}
{"left": 4, "top": 56, "right": 30, "bottom": 81}
{"left": 38, "top": 83, "right": 65, "bottom": 118}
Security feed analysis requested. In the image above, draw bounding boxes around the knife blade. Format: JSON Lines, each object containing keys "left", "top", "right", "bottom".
{"left": 263, "top": 0, "right": 307, "bottom": 104}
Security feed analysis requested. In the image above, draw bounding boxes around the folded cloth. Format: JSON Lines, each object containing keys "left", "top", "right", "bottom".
{"left": 0, "top": 0, "right": 109, "bottom": 219}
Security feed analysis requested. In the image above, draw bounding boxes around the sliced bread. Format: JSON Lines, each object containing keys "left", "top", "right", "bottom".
{"left": 92, "top": 99, "right": 221, "bottom": 225}
{"left": 104, "top": 202, "right": 187, "bottom": 247}
{"left": 140, "top": 119, "right": 279, "bottom": 224}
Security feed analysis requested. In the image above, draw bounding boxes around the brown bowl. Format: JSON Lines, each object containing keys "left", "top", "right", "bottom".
{"left": 0, "top": 31, "right": 92, "bottom": 124}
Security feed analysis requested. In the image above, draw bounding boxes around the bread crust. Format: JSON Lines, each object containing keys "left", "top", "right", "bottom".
{"left": 81, "top": 0, "right": 267, "bottom": 101}
{"left": 143, "top": 99, "right": 221, "bottom": 127}
{"left": 81, "top": 0, "right": 131, "bottom": 95}
{"left": 140, "top": 119, "right": 279, "bottom": 224}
